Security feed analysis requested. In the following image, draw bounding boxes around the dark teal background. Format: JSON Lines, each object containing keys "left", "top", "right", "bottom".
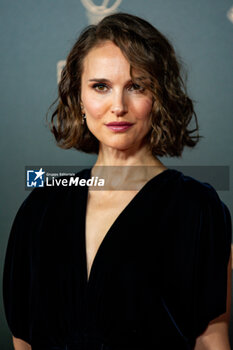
{"left": 0, "top": 0, "right": 232, "bottom": 348}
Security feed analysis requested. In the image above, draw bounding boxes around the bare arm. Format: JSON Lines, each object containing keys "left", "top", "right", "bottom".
{"left": 194, "top": 250, "right": 232, "bottom": 350}
{"left": 13, "top": 336, "right": 31, "bottom": 350}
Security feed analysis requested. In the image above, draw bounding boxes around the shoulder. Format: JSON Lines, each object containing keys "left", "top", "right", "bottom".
{"left": 171, "top": 169, "right": 225, "bottom": 211}
{"left": 166, "top": 170, "right": 231, "bottom": 237}
{"left": 174, "top": 169, "right": 231, "bottom": 250}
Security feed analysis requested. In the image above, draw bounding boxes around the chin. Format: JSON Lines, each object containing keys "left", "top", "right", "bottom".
{"left": 101, "top": 139, "right": 140, "bottom": 152}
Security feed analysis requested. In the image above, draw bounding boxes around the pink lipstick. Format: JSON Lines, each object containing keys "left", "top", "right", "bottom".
{"left": 105, "top": 121, "right": 133, "bottom": 132}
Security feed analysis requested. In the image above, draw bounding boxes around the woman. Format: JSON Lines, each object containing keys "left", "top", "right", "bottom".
{"left": 3, "top": 13, "right": 232, "bottom": 350}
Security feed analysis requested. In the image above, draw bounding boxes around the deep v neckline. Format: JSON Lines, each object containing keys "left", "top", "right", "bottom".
{"left": 81, "top": 167, "right": 171, "bottom": 285}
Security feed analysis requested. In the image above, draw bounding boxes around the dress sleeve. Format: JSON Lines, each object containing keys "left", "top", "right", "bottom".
{"left": 161, "top": 180, "right": 232, "bottom": 342}
{"left": 194, "top": 186, "right": 232, "bottom": 336}
{"left": 3, "top": 190, "right": 39, "bottom": 344}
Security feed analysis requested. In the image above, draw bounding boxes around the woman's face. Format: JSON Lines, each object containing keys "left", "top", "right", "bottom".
{"left": 81, "top": 40, "right": 153, "bottom": 152}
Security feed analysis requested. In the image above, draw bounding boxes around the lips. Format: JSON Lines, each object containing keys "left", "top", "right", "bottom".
{"left": 106, "top": 122, "right": 133, "bottom": 126}
{"left": 105, "top": 121, "right": 134, "bottom": 132}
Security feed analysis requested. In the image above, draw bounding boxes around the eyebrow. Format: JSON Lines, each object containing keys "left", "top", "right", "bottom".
{"left": 88, "top": 78, "right": 132, "bottom": 83}
{"left": 88, "top": 76, "right": 149, "bottom": 84}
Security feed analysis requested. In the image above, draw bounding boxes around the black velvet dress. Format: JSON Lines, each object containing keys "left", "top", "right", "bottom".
{"left": 3, "top": 168, "right": 232, "bottom": 350}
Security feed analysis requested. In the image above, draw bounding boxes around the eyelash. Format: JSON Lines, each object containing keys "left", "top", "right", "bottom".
{"left": 91, "top": 83, "right": 145, "bottom": 93}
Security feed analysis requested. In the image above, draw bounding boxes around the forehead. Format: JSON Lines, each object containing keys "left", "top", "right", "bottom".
{"left": 82, "top": 41, "right": 131, "bottom": 79}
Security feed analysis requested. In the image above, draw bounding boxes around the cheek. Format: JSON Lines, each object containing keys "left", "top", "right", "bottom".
{"left": 133, "top": 98, "right": 153, "bottom": 120}
{"left": 82, "top": 92, "right": 109, "bottom": 119}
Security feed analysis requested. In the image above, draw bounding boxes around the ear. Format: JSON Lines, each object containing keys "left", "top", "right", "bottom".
{"left": 80, "top": 101, "right": 85, "bottom": 112}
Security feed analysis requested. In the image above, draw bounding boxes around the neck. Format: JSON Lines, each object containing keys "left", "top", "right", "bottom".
{"left": 91, "top": 142, "right": 167, "bottom": 190}
{"left": 94, "top": 141, "right": 164, "bottom": 167}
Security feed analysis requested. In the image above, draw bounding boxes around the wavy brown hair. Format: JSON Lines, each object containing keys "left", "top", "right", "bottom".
{"left": 48, "top": 12, "right": 201, "bottom": 157}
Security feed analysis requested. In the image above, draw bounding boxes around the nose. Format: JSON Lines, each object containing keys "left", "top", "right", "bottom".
{"left": 110, "top": 90, "right": 128, "bottom": 116}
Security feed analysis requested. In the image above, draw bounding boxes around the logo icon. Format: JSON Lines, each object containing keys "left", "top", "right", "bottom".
{"left": 27, "top": 168, "right": 45, "bottom": 187}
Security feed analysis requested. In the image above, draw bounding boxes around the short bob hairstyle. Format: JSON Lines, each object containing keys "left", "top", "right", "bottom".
{"left": 49, "top": 12, "right": 200, "bottom": 157}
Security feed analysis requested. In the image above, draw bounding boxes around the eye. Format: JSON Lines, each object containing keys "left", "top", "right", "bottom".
{"left": 92, "top": 83, "right": 109, "bottom": 93}
{"left": 128, "top": 83, "right": 145, "bottom": 93}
